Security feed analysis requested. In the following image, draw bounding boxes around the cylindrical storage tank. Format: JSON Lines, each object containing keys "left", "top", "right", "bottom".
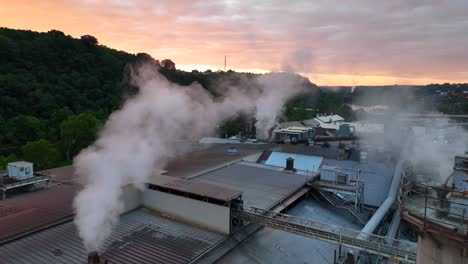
{"left": 286, "top": 157, "right": 295, "bottom": 171}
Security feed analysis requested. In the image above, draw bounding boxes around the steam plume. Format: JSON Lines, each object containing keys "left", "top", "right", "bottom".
{"left": 354, "top": 92, "right": 468, "bottom": 186}
{"left": 73, "top": 64, "right": 309, "bottom": 251}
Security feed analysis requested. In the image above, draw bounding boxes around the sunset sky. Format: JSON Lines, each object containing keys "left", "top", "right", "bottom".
{"left": 1, "top": 0, "right": 468, "bottom": 86}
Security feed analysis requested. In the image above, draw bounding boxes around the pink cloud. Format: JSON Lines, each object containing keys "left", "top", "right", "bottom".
{"left": 1, "top": 0, "right": 467, "bottom": 84}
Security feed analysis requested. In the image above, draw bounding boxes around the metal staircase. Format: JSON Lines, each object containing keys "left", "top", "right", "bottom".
{"left": 308, "top": 181, "right": 368, "bottom": 225}
{"left": 232, "top": 207, "right": 417, "bottom": 263}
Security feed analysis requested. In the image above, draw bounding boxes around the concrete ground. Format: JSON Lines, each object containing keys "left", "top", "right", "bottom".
{"left": 216, "top": 197, "right": 362, "bottom": 264}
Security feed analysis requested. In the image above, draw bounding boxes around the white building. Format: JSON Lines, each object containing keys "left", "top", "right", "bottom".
{"left": 7, "top": 161, "right": 34, "bottom": 180}
{"left": 303, "top": 114, "right": 345, "bottom": 131}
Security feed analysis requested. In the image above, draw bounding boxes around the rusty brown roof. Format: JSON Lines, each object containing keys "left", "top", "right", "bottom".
{"left": 0, "top": 184, "right": 79, "bottom": 243}
{"left": 0, "top": 208, "right": 224, "bottom": 264}
{"left": 38, "top": 165, "right": 81, "bottom": 184}
{"left": 163, "top": 143, "right": 272, "bottom": 178}
{"left": 147, "top": 175, "right": 241, "bottom": 202}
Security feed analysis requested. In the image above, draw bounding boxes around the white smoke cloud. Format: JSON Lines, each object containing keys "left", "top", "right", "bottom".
{"left": 407, "top": 117, "right": 467, "bottom": 185}
{"left": 354, "top": 91, "right": 468, "bottom": 186}
{"left": 73, "top": 64, "right": 310, "bottom": 251}
{"left": 254, "top": 73, "right": 310, "bottom": 138}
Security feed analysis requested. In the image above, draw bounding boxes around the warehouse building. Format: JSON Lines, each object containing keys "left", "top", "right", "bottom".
{"left": 0, "top": 142, "right": 421, "bottom": 264}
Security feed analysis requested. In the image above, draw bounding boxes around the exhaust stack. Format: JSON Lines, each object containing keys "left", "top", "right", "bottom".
{"left": 285, "top": 157, "right": 295, "bottom": 171}
{"left": 88, "top": 251, "right": 101, "bottom": 264}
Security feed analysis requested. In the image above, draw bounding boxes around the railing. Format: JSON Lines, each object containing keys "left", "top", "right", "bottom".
{"left": 308, "top": 181, "right": 367, "bottom": 225}
{"left": 232, "top": 207, "right": 417, "bottom": 263}
{"left": 1, "top": 175, "right": 49, "bottom": 190}
{"left": 399, "top": 176, "right": 468, "bottom": 236}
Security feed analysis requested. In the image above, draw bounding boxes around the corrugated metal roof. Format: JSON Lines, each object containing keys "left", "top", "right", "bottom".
{"left": 38, "top": 165, "right": 80, "bottom": 184}
{"left": 315, "top": 115, "right": 344, "bottom": 123}
{"left": 274, "top": 127, "right": 313, "bottom": 133}
{"left": 264, "top": 152, "right": 323, "bottom": 173}
{"left": 162, "top": 144, "right": 271, "bottom": 178}
{"left": 303, "top": 119, "right": 320, "bottom": 126}
{"left": 278, "top": 121, "right": 304, "bottom": 128}
{"left": 0, "top": 208, "right": 223, "bottom": 264}
{"left": 192, "top": 163, "right": 309, "bottom": 209}
{"left": 147, "top": 175, "right": 241, "bottom": 202}
{"left": 0, "top": 184, "right": 78, "bottom": 243}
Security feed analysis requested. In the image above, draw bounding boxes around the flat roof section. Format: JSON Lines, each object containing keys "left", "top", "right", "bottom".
{"left": 0, "top": 208, "right": 224, "bottom": 264}
{"left": 264, "top": 152, "right": 323, "bottom": 173}
{"left": 163, "top": 143, "right": 271, "bottom": 178}
{"left": 7, "top": 161, "right": 33, "bottom": 167}
{"left": 147, "top": 174, "right": 242, "bottom": 203}
{"left": 0, "top": 184, "right": 78, "bottom": 243}
{"left": 192, "top": 163, "right": 309, "bottom": 209}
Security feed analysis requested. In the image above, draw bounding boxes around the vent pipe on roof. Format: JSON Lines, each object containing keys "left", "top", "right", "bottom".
{"left": 88, "top": 251, "right": 103, "bottom": 264}
{"left": 285, "top": 157, "right": 295, "bottom": 171}
{"left": 358, "top": 138, "right": 410, "bottom": 240}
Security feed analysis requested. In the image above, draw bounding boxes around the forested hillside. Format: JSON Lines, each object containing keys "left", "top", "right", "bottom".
{"left": 8, "top": 27, "right": 465, "bottom": 171}
{"left": 0, "top": 28, "right": 140, "bottom": 168}
{"left": 0, "top": 28, "right": 324, "bottom": 169}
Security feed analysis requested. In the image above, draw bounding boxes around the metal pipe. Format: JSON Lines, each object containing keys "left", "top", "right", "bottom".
{"left": 88, "top": 251, "right": 100, "bottom": 264}
{"left": 357, "top": 157, "right": 405, "bottom": 240}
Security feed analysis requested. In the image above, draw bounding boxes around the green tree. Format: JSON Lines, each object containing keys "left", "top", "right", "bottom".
{"left": 160, "top": 59, "right": 176, "bottom": 70}
{"left": 336, "top": 104, "right": 354, "bottom": 121}
{"left": 60, "top": 113, "right": 100, "bottom": 160}
{"left": 6, "top": 115, "right": 45, "bottom": 144}
{"left": 80, "top": 35, "right": 98, "bottom": 46}
{"left": 315, "top": 92, "right": 345, "bottom": 115}
{"left": 0, "top": 154, "right": 17, "bottom": 170}
{"left": 47, "top": 107, "right": 73, "bottom": 141}
{"left": 21, "top": 140, "right": 59, "bottom": 169}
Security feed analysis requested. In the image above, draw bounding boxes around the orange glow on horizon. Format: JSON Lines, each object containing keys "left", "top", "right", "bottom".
{"left": 1, "top": 0, "right": 467, "bottom": 86}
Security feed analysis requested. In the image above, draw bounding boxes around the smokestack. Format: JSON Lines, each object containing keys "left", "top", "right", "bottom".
{"left": 88, "top": 251, "right": 101, "bottom": 264}
{"left": 285, "top": 157, "right": 295, "bottom": 171}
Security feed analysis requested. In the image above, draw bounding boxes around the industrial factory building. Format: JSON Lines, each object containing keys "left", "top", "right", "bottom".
{"left": 0, "top": 133, "right": 467, "bottom": 263}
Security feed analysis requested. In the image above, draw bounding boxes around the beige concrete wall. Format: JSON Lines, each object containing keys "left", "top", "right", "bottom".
{"left": 121, "top": 185, "right": 142, "bottom": 213}
{"left": 142, "top": 189, "right": 230, "bottom": 234}
{"left": 417, "top": 234, "right": 468, "bottom": 264}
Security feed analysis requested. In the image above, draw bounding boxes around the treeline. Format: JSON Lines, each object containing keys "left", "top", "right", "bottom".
{"left": 0, "top": 28, "right": 323, "bottom": 170}
{"left": 8, "top": 27, "right": 457, "bottom": 170}
{"left": 347, "top": 84, "right": 468, "bottom": 114}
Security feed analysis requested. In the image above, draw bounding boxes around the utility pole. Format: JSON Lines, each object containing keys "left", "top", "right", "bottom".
{"left": 224, "top": 55, "right": 226, "bottom": 71}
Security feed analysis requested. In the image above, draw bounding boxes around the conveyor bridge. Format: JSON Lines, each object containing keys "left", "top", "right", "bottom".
{"left": 232, "top": 207, "right": 417, "bottom": 263}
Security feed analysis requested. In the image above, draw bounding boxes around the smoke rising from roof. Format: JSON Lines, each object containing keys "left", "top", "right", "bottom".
{"left": 73, "top": 64, "right": 309, "bottom": 251}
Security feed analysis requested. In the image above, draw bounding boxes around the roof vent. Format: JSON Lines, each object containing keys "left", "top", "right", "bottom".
{"left": 88, "top": 251, "right": 106, "bottom": 264}
{"left": 285, "top": 157, "right": 295, "bottom": 171}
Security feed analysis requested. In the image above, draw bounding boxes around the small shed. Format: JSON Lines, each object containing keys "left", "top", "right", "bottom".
{"left": 7, "top": 161, "right": 34, "bottom": 180}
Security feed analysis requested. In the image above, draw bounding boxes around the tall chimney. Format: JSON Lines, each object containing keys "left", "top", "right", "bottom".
{"left": 88, "top": 251, "right": 101, "bottom": 264}
{"left": 285, "top": 157, "right": 295, "bottom": 171}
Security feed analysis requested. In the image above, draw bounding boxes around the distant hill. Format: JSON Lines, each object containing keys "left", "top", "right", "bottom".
{"left": 0, "top": 28, "right": 137, "bottom": 119}
{"left": 0, "top": 27, "right": 318, "bottom": 167}
{"left": 2, "top": 27, "right": 463, "bottom": 169}
{"left": 322, "top": 85, "right": 468, "bottom": 114}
